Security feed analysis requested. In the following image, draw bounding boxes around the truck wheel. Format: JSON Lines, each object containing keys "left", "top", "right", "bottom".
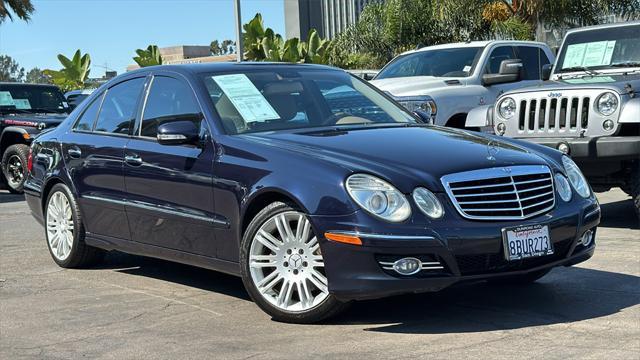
{"left": 632, "top": 171, "right": 640, "bottom": 222}
{"left": 1, "top": 144, "right": 29, "bottom": 194}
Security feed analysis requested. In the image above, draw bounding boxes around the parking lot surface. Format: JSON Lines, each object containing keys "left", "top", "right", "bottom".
{"left": 1, "top": 189, "right": 638, "bottom": 359}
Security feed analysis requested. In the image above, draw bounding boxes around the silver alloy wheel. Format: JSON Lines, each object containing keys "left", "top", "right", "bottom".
{"left": 46, "top": 191, "right": 74, "bottom": 261}
{"left": 249, "top": 211, "right": 329, "bottom": 312}
{"left": 6, "top": 154, "right": 24, "bottom": 187}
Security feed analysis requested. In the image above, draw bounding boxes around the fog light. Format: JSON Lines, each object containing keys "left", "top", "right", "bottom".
{"left": 393, "top": 257, "right": 422, "bottom": 275}
{"left": 496, "top": 122, "right": 506, "bottom": 135}
{"left": 580, "top": 230, "right": 593, "bottom": 246}
{"left": 602, "top": 119, "right": 614, "bottom": 131}
{"left": 557, "top": 142, "right": 570, "bottom": 154}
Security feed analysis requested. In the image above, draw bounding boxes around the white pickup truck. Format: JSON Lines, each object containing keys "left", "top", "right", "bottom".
{"left": 371, "top": 40, "right": 555, "bottom": 128}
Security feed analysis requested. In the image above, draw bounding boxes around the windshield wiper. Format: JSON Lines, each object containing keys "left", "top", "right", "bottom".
{"left": 609, "top": 61, "right": 640, "bottom": 68}
{"left": 558, "top": 66, "right": 601, "bottom": 78}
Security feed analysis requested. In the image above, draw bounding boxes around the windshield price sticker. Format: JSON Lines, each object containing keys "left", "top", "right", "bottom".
{"left": 13, "top": 99, "right": 32, "bottom": 110}
{"left": 562, "top": 40, "right": 617, "bottom": 69}
{"left": 212, "top": 74, "right": 280, "bottom": 123}
{"left": 0, "top": 91, "right": 15, "bottom": 106}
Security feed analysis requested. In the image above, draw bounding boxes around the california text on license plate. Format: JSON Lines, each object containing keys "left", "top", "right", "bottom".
{"left": 502, "top": 224, "right": 553, "bottom": 261}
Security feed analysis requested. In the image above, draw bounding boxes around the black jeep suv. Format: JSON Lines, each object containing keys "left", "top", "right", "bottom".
{"left": 1, "top": 83, "right": 71, "bottom": 193}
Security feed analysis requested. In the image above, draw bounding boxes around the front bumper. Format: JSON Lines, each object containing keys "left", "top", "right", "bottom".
{"left": 313, "top": 196, "right": 600, "bottom": 301}
{"left": 521, "top": 136, "right": 640, "bottom": 161}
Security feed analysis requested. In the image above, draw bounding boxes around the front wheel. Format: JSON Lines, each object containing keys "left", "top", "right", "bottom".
{"left": 1, "top": 144, "right": 29, "bottom": 194}
{"left": 240, "top": 202, "right": 348, "bottom": 323}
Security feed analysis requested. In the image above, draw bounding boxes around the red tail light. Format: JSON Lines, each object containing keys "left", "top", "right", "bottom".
{"left": 27, "top": 148, "right": 33, "bottom": 173}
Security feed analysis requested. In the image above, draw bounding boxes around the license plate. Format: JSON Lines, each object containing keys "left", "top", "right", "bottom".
{"left": 502, "top": 224, "right": 553, "bottom": 261}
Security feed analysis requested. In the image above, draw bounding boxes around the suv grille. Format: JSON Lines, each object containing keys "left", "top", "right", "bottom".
{"left": 518, "top": 96, "right": 590, "bottom": 134}
{"left": 441, "top": 165, "right": 555, "bottom": 220}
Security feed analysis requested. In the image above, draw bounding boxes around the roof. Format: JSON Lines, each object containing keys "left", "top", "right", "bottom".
{"left": 400, "top": 40, "right": 548, "bottom": 56}
{"left": 124, "top": 62, "right": 342, "bottom": 77}
{"left": 565, "top": 20, "right": 640, "bottom": 35}
{"left": 0, "top": 82, "right": 60, "bottom": 87}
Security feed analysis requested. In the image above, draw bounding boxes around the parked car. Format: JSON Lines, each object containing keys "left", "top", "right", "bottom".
{"left": 0, "top": 82, "right": 71, "bottom": 193}
{"left": 370, "top": 41, "right": 555, "bottom": 127}
{"left": 346, "top": 69, "right": 379, "bottom": 81}
{"left": 24, "top": 63, "right": 599, "bottom": 323}
{"left": 65, "top": 89, "right": 95, "bottom": 110}
{"left": 468, "top": 21, "right": 640, "bottom": 220}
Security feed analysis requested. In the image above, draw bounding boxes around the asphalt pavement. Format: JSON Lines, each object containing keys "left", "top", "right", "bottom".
{"left": 1, "top": 189, "right": 638, "bottom": 359}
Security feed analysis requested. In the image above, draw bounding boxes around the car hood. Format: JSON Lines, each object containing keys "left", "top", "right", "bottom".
{"left": 370, "top": 76, "right": 463, "bottom": 96}
{"left": 241, "top": 125, "right": 548, "bottom": 192}
{"left": 1, "top": 113, "right": 68, "bottom": 130}
{"left": 514, "top": 73, "right": 640, "bottom": 95}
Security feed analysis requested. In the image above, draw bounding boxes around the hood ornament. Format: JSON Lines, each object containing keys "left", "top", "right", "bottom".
{"left": 487, "top": 140, "right": 499, "bottom": 161}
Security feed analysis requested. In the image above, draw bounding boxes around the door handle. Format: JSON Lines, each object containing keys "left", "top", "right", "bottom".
{"left": 68, "top": 147, "right": 82, "bottom": 158}
{"left": 125, "top": 154, "right": 143, "bottom": 166}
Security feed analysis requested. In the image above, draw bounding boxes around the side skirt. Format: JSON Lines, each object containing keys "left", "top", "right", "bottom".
{"left": 85, "top": 233, "right": 241, "bottom": 277}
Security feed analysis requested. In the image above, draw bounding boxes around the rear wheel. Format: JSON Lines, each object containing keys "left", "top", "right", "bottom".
{"left": 487, "top": 268, "right": 551, "bottom": 285}
{"left": 240, "top": 201, "right": 348, "bottom": 323}
{"left": 1, "top": 144, "right": 29, "bottom": 194}
{"left": 45, "top": 183, "right": 105, "bottom": 268}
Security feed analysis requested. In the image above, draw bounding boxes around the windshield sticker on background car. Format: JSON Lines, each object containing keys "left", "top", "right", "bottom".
{"left": 212, "top": 74, "right": 280, "bottom": 122}
{"left": 564, "top": 76, "right": 616, "bottom": 84}
{"left": 12, "top": 99, "right": 32, "bottom": 110}
{"left": 563, "top": 41, "right": 616, "bottom": 69}
{"left": 0, "top": 91, "right": 15, "bottom": 106}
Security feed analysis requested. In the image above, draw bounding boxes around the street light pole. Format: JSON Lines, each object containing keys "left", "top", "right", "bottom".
{"left": 234, "top": 0, "right": 243, "bottom": 62}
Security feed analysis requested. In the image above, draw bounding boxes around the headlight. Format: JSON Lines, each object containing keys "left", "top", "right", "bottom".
{"left": 596, "top": 92, "right": 618, "bottom": 116}
{"left": 412, "top": 188, "right": 444, "bottom": 219}
{"left": 562, "top": 156, "right": 591, "bottom": 198}
{"left": 554, "top": 173, "right": 572, "bottom": 202}
{"left": 346, "top": 174, "right": 411, "bottom": 222}
{"left": 498, "top": 97, "right": 516, "bottom": 119}
{"left": 397, "top": 97, "right": 437, "bottom": 117}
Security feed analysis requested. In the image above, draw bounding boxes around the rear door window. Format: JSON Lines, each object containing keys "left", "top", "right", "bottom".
{"left": 516, "top": 46, "right": 552, "bottom": 80}
{"left": 73, "top": 93, "right": 103, "bottom": 131}
{"left": 94, "top": 78, "right": 145, "bottom": 134}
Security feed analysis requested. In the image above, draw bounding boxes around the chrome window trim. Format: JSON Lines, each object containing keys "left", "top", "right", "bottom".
{"left": 441, "top": 165, "right": 556, "bottom": 221}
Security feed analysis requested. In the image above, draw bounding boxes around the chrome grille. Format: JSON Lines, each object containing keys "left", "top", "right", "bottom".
{"left": 517, "top": 96, "right": 590, "bottom": 134}
{"left": 441, "top": 165, "right": 555, "bottom": 220}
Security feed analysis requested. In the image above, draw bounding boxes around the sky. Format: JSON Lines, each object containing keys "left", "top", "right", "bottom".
{"left": 0, "top": 0, "right": 286, "bottom": 76}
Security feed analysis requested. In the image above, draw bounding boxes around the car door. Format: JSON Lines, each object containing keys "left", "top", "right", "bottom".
{"left": 123, "top": 73, "right": 218, "bottom": 257}
{"left": 62, "top": 76, "right": 146, "bottom": 239}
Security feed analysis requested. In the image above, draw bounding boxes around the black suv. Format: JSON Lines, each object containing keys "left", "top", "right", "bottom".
{"left": 1, "top": 83, "right": 71, "bottom": 193}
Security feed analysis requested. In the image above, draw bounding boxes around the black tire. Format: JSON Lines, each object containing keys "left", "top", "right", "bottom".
{"left": 629, "top": 167, "right": 640, "bottom": 222}
{"left": 487, "top": 268, "right": 551, "bottom": 285}
{"left": 1, "top": 143, "right": 29, "bottom": 194}
{"left": 44, "top": 183, "right": 105, "bottom": 268}
{"left": 239, "top": 201, "right": 349, "bottom": 323}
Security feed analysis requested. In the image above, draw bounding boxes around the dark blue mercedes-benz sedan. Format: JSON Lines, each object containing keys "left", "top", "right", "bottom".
{"left": 23, "top": 63, "right": 600, "bottom": 323}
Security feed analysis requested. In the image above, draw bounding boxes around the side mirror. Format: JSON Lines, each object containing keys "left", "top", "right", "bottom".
{"left": 413, "top": 109, "right": 433, "bottom": 124}
{"left": 542, "top": 64, "right": 552, "bottom": 81}
{"left": 157, "top": 120, "right": 200, "bottom": 146}
{"left": 482, "top": 59, "right": 522, "bottom": 86}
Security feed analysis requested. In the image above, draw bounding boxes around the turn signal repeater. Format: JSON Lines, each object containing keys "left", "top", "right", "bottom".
{"left": 325, "top": 232, "right": 362, "bottom": 246}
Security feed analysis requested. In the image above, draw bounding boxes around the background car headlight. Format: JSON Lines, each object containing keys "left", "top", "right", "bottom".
{"left": 596, "top": 92, "right": 618, "bottom": 116}
{"left": 346, "top": 174, "right": 411, "bottom": 222}
{"left": 554, "top": 173, "right": 572, "bottom": 202}
{"left": 412, "top": 187, "right": 444, "bottom": 219}
{"left": 562, "top": 156, "right": 591, "bottom": 198}
{"left": 498, "top": 97, "right": 516, "bottom": 119}
{"left": 396, "top": 97, "right": 437, "bottom": 117}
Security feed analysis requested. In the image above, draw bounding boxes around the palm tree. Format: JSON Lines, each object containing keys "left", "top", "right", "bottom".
{"left": 43, "top": 50, "right": 91, "bottom": 92}
{"left": 133, "top": 45, "right": 163, "bottom": 67}
{"left": 0, "top": 0, "right": 35, "bottom": 22}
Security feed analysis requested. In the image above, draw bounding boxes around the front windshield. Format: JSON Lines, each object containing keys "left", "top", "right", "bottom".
{"left": 556, "top": 24, "right": 640, "bottom": 73}
{"left": 202, "top": 69, "right": 417, "bottom": 134}
{"left": 0, "top": 84, "right": 69, "bottom": 114}
{"left": 375, "top": 47, "right": 483, "bottom": 79}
